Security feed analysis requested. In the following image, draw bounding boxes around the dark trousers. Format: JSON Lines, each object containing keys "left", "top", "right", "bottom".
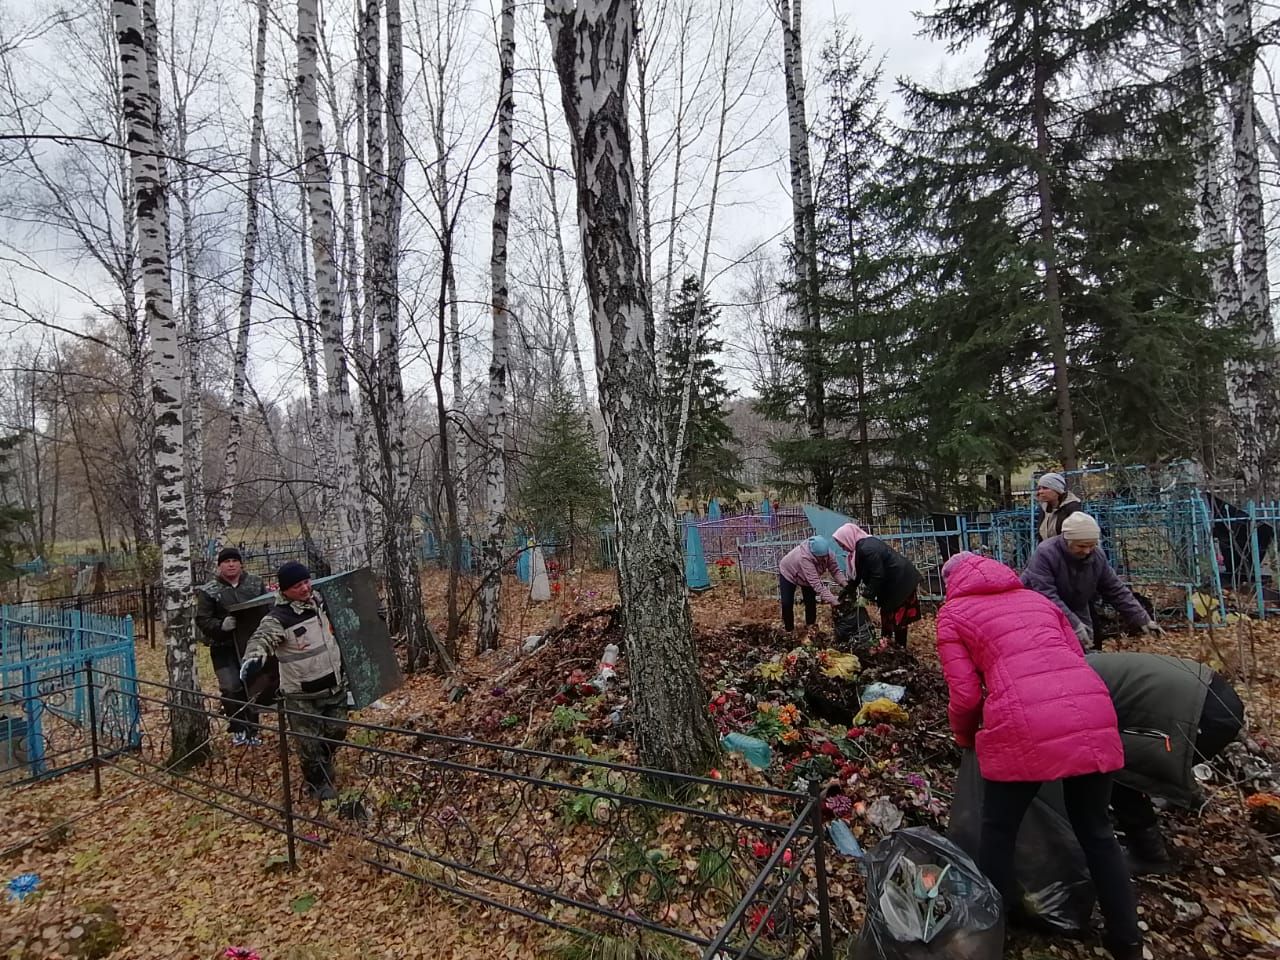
{"left": 288, "top": 694, "right": 350, "bottom": 791}
{"left": 981, "top": 773, "right": 1140, "bottom": 945}
{"left": 779, "top": 576, "right": 816, "bottom": 631}
{"left": 210, "top": 644, "right": 260, "bottom": 735}
{"left": 1113, "top": 674, "right": 1244, "bottom": 833}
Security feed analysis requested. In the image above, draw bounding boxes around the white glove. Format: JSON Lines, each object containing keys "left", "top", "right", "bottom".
{"left": 1073, "top": 621, "right": 1093, "bottom": 648}
{"left": 1142, "top": 620, "right": 1165, "bottom": 638}
{"left": 221, "top": 615, "right": 237, "bottom": 632}
{"left": 239, "top": 653, "right": 266, "bottom": 683}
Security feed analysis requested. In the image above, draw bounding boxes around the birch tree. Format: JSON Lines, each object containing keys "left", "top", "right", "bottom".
{"left": 775, "top": 0, "right": 832, "bottom": 501}
{"left": 215, "top": 0, "right": 269, "bottom": 546}
{"left": 476, "top": 0, "right": 515, "bottom": 654}
{"left": 113, "top": 0, "right": 208, "bottom": 763}
{"left": 545, "top": 0, "right": 717, "bottom": 775}
{"left": 1222, "top": 0, "right": 1279, "bottom": 497}
{"left": 298, "top": 0, "right": 366, "bottom": 569}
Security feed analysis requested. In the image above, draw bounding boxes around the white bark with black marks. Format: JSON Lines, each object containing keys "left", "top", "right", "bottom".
{"left": 477, "top": 0, "right": 515, "bottom": 654}
{"left": 113, "top": 0, "right": 208, "bottom": 762}
{"left": 217, "top": 0, "right": 268, "bottom": 546}
{"left": 298, "top": 0, "right": 366, "bottom": 568}
{"left": 545, "top": 0, "right": 718, "bottom": 775}
{"left": 1222, "top": 0, "right": 1279, "bottom": 497}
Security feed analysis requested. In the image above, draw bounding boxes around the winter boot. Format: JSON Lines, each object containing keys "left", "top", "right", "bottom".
{"left": 302, "top": 762, "right": 337, "bottom": 802}
{"left": 1124, "top": 826, "right": 1174, "bottom": 876}
{"left": 1102, "top": 936, "right": 1144, "bottom": 960}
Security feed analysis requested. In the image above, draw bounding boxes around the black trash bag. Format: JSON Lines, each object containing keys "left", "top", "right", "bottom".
{"left": 853, "top": 827, "right": 1004, "bottom": 960}
{"left": 946, "top": 750, "right": 1095, "bottom": 936}
{"left": 833, "top": 584, "right": 876, "bottom": 647}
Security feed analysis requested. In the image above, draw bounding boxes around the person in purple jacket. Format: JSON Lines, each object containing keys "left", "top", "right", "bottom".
{"left": 777, "top": 536, "right": 846, "bottom": 632}
{"left": 1021, "top": 512, "right": 1162, "bottom": 651}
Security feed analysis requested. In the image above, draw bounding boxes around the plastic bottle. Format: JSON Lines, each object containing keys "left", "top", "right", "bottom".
{"left": 592, "top": 642, "right": 620, "bottom": 691}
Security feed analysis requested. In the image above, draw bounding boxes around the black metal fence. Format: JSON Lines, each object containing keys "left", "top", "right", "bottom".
{"left": 4, "top": 666, "right": 835, "bottom": 958}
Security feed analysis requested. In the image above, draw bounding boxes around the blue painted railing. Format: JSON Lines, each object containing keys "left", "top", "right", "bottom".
{"left": 0, "top": 605, "right": 140, "bottom": 781}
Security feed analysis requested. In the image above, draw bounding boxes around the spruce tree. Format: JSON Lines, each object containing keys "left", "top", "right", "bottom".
{"left": 758, "top": 35, "right": 914, "bottom": 512}
{"left": 661, "top": 275, "right": 741, "bottom": 500}
{"left": 897, "top": 0, "right": 1224, "bottom": 481}
{"left": 518, "top": 386, "right": 609, "bottom": 554}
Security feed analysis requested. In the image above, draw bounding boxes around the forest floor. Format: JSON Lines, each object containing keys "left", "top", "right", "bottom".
{"left": 2, "top": 569, "right": 1279, "bottom": 959}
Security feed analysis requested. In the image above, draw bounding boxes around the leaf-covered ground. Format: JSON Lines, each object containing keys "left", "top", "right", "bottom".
{"left": 3, "top": 571, "right": 1279, "bottom": 958}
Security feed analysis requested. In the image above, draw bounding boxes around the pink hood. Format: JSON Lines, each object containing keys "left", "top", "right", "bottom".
{"left": 935, "top": 553, "right": 1123, "bottom": 782}
{"left": 832, "top": 523, "right": 871, "bottom": 574}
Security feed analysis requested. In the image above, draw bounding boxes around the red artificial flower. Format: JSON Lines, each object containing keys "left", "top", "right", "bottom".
{"left": 750, "top": 839, "right": 772, "bottom": 859}
{"left": 873, "top": 723, "right": 893, "bottom": 738}
{"left": 708, "top": 768, "right": 722, "bottom": 780}
{"left": 747, "top": 904, "right": 776, "bottom": 935}
{"left": 819, "top": 741, "right": 842, "bottom": 758}
{"left": 846, "top": 727, "right": 865, "bottom": 740}
{"left": 225, "top": 950, "right": 261, "bottom": 960}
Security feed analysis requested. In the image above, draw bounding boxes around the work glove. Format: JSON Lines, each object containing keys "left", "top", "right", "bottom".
{"left": 221, "top": 615, "right": 237, "bottom": 632}
{"left": 239, "top": 653, "right": 266, "bottom": 684}
{"left": 1073, "top": 621, "right": 1093, "bottom": 649}
{"left": 1142, "top": 620, "right": 1166, "bottom": 638}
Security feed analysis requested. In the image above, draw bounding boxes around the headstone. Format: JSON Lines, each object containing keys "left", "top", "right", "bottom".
{"left": 685, "top": 524, "right": 711, "bottom": 591}
{"left": 516, "top": 537, "right": 533, "bottom": 583}
{"left": 530, "top": 547, "right": 551, "bottom": 602}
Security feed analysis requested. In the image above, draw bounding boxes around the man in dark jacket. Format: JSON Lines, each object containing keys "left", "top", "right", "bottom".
{"left": 195, "top": 547, "right": 268, "bottom": 745}
{"left": 1087, "top": 652, "right": 1245, "bottom": 874}
{"left": 1021, "top": 512, "right": 1160, "bottom": 650}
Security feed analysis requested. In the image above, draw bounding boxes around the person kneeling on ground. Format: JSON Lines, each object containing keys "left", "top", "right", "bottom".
{"left": 241, "top": 562, "right": 349, "bottom": 801}
{"left": 777, "top": 536, "right": 846, "bottom": 632}
{"left": 195, "top": 547, "right": 268, "bottom": 746}
{"left": 937, "top": 551, "right": 1143, "bottom": 960}
{"left": 832, "top": 522, "right": 923, "bottom": 648}
{"left": 1021, "top": 512, "right": 1161, "bottom": 651}
{"left": 1087, "top": 651, "right": 1245, "bottom": 875}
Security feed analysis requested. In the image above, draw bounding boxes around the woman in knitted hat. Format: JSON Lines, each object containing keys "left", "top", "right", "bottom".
{"left": 1035, "top": 471, "right": 1084, "bottom": 542}
{"left": 777, "top": 536, "right": 846, "bottom": 632}
{"left": 1021, "top": 512, "right": 1162, "bottom": 650}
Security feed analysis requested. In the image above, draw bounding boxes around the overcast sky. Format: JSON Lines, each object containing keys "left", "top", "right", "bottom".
{"left": 0, "top": 0, "right": 954, "bottom": 409}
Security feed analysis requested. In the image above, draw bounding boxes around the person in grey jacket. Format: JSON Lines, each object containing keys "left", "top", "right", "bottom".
{"left": 1087, "top": 652, "right": 1245, "bottom": 875}
{"left": 1035, "top": 472, "right": 1084, "bottom": 542}
{"left": 1021, "top": 513, "right": 1161, "bottom": 650}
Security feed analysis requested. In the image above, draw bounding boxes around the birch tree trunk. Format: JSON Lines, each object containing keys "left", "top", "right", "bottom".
{"left": 476, "top": 0, "right": 515, "bottom": 654}
{"left": 113, "top": 0, "right": 208, "bottom": 764}
{"left": 1222, "top": 0, "right": 1279, "bottom": 498}
{"left": 216, "top": 0, "right": 268, "bottom": 546}
{"left": 534, "top": 61, "right": 590, "bottom": 408}
{"left": 668, "top": 5, "right": 734, "bottom": 487}
{"left": 366, "top": 0, "right": 450, "bottom": 671}
{"left": 298, "top": 0, "right": 366, "bottom": 569}
{"left": 170, "top": 66, "right": 206, "bottom": 561}
{"left": 775, "top": 0, "right": 831, "bottom": 502}
{"left": 545, "top": 0, "right": 717, "bottom": 775}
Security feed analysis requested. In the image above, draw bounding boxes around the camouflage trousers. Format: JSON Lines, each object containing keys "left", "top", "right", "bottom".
{"left": 286, "top": 693, "right": 350, "bottom": 794}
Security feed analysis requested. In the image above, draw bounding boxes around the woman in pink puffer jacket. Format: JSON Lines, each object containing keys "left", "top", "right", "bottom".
{"left": 937, "top": 552, "right": 1140, "bottom": 960}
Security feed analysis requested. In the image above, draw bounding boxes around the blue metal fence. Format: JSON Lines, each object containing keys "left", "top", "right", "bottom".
{"left": 0, "top": 605, "right": 140, "bottom": 782}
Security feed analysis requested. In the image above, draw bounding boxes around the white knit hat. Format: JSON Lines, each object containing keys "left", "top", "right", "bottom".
{"left": 1061, "top": 512, "right": 1101, "bottom": 542}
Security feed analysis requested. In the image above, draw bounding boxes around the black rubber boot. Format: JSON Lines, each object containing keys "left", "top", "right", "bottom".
{"left": 1103, "top": 936, "right": 1144, "bottom": 960}
{"left": 302, "top": 762, "right": 337, "bottom": 801}
{"left": 1125, "top": 826, "right": 1174, "bottom": 876}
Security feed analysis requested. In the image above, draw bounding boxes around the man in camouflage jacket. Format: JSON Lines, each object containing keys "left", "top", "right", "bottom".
{"left": 241, "top": 561, "right": 349, "bottom": 800}
{"left": 195, "top": 547, "right": 267, "bottom": 745}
